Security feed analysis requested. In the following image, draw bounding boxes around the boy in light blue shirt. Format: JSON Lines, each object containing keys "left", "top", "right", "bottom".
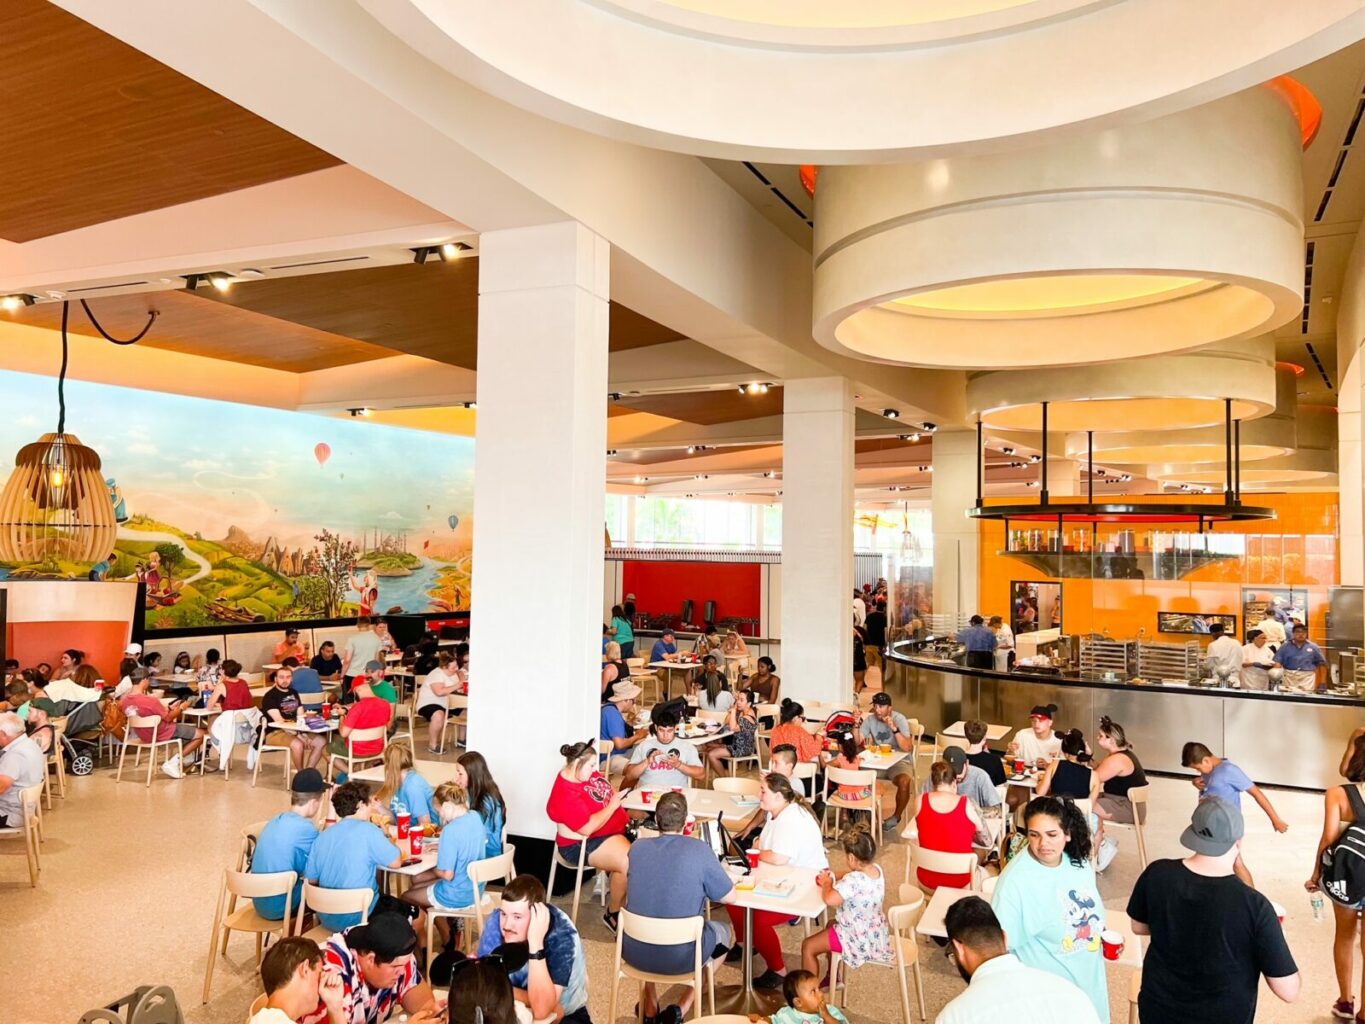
{"left": 1181, "top": 741, "right": 1288, "bottom": 887}
{"left": 304, "top": 780, "right": 401, "bottom": 930}
{"left": 250, "top": 768, "right": 326, "bottom": 920}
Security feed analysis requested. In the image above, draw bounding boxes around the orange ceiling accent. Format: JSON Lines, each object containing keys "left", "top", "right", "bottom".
{"left": 1276, "top": 361, "right": 1306, "bottom": 376}
{"left": 799, "top": 165, "right": 818, "bottom": 196}
{"left": 1265, "top": 75, "right": 1323, "bottom": 149}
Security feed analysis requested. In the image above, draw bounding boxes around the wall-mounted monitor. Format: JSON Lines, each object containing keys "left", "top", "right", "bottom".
{"left": 1157, "top": 612, "right": 1237, "bottom": 635}
{"left": 1011, "top": 580, "right": 1061, "bottom": 634}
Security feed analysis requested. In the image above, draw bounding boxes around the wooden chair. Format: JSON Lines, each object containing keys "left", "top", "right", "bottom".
{"left": 695, "top": 708, "right": 728, "bottom": 724}
{"left": 827, "top": 883, "right": 926, "bottom": 1021}
{"left": 437, "top": 695, "right": 469, "bottom": 754}
{"left": 1105, "top": 785, "right": 1150, "bottom": 868}
{"left": 116, "top": 714, "right": 184, "bottom": 787}
{"left": 247, "top": 993, "right": 268, "bottom": 1019}
{"left": 45, "top": 737, "right": 66, "bottom": 806}
{"left": 252, "top": 719, "right": 296, "bottom": 790}
{"left": 237, "top": 819, "right": 271, "bottom": 871}
{"left": 822, "top": 766, "right": 880, "bottom": 835}
{"left": 297, "top": 690, "right": 325, "bottom": 710}
{"left": 326, "top": 725, "right": 388, "bottom": 782}
{"left": 424, "top": 845, "right": 517, "bottom": 974}
{"left": 608, "top": 910, "right": 715, "bottom": 1023}
{"left": 754, "top": 704, "right": 779, "bottom": 770}
{"left": 712, "top": 777, "right": 760, "bottom": 797}
{"left": 905, "top": 843, "right": 979, "bottom": 893}
{"left": 0, "top": 781, "right": 42, "bottom": 886}
{"left": 546, "top": 824, "right": 602, "bottom": 922}
{"left": 293, "top": 882, "right": 372, "bottom": 942}
{"left": 216, "top": 711, "right": 257, "bottom": 781}
{"left": 202, "top": 868, "right": 296, "bottom": 1002}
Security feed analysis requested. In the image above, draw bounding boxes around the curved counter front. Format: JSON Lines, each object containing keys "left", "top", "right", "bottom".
{"left": 883, "top": 641, "right": 1362, "bottom": 791}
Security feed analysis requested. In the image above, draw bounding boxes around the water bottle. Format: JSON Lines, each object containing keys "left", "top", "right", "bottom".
{"left": 200, "top": 678, "right": 214, "bottom": 708}
{"left": 1311, "top": 893, "right": 1325, "bottom": 921}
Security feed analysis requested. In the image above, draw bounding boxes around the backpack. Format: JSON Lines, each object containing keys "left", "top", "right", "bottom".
{"left": 1321, "top": 784, "right": 1365, "bottom": 907}
{"left": 100, "top": 696, "right": 127, "bottom": 740}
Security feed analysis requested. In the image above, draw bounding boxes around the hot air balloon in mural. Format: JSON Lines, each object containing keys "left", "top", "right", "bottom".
{"left": 448, "top": 514, "right": 460, "bottom": 531}
{"left": 314, "top": 442, "right": 331, "bottom": 467}
{"left": 422, "top": 539, "right": 430, "bottom": 551}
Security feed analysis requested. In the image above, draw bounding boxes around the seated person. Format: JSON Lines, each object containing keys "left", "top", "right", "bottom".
{"left": 401, "top": 782, "right": 488, "bottom": 945}
{"left": 858, "top": 693, "right": 917, "bottom": 830}
{"left": 548, "top": 740, "right": 630, "bottom": 930}
{"left": 694, "top": 664, "right": 734, "bottom": 713}
{"left": 304, "top": 913, "right": 439, "bottom": 1024}
{"left": 0, "top": 711, "right": 45, "bottom": 826}
{"left": 736, "top": 745, "right": 799, "bottom": 845}
{"left": 311, "top": 642, "right": 345, "bottom": 682}
{"left": 937, "top": 746, "right": 1003, "bottom": 817}
{"left": 273, "top": 628, "right": 310, "bottom": 666}
{"left": 908, "top": 760, "right": 987, "bottom": 892}
{"left": 415, "top": 651, "right": 462, "bottom": 755}
{"left": 251, "top": 936, "right": 343, "bottom": 1024}
{"left": 704, "top": 687, "right": 759, "bottom": 778}
{"left": 261, "top": 666, "right": 327, "bottom": 772}
{"left": 769, "top": 700, "right": 827, "bottom": 766}
{"left": 377, "top": 742, "right": 438, "bottom": 827}
{"left": 649, "top": 629, "right": 679, "bottom": 665}
{"left": 599, "top": 682, "right": 646, "bottom": 774}
{"left": 1007, "top": 704, "right": 1062, "bottom": 768}
{"left": 358, "top": 661, "right": 397, "bottom": 704}
{"left": 327, "top": 685, "right": 393, "bottom": 762}
{"left": 251, "top": 768, "right": 325, "bottom": 921}
{"left": 622, "top": 708, "right": 705, "bottom": 790}
{"left": 42, "top": 664, "right": 101, "bottom": 705}
{"left": 286, "top": 656, "right": 324, "bottom": 697}
{"left": 205, "top": 658, "right": 254, "bottom": 713}
{"left": 1036, "top": 728, "right": 1097, "bottom": 803}
{"left": 118, "top": 671, "right": 209, "bottom": 778}
{"left": 962, "top": 719, "right": 1005, "bottom": 786}
{"left": 759, "top": 970, "right": 849, "bottom": 1024}
{"left": 478, "top": 875, "right": 591, "bottom": 1024}
{"left": 448, "top": 952, "right": 531, "bottom": 1024}
{"left": 304, "top": 781, "right": 402, "bottom": 930}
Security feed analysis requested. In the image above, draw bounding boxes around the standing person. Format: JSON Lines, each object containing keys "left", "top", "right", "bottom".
{"left": 726, "top": 773, "right": 828, "bottom": 989}
{"left": 860, "top": 692, "right": 916, "bottom": 830}
{"left": 1092, "top": 716, "right": 1147, "bottom": 869}
{"left": 1254, "top": 607, "right": 1288, "bottom": 647}
{"left": 1240, "top": 629, "right": 1276, "bottom": 691}
{"left": 547, "top": 740, "right": 631, "bottom": 933}
{"left": 852, "top": 621, "right": 868, "bottom": 693}
{"left": 477, "top": 876, "right": 591, "bottom": 1024}
{"left": 936, "top": 896, "right": 1101, "bottom": 1024}
{"left": 600, "top": 681, "right": 647, "bottom": 774}
{"left": 622, "top": 592, "right": 637, "bottom": 623}
{"left": 1204, "top": 622, "right": 1243, "bottom": 682}
{"left": 341, "top": 617, "right": 384, "bottom": 698}
{"left": 988, "top": 615, "right": 1014, "bottom": 672}
{"left": 863, "top": 602, "right": 887, "bottom": 670}
{"left": 991, "top": 796, "right": 1109, "bottom": 1022}
{"left": 0, "top": 711, "right": 44, "bottom": 826}
{"left": 609, "top": 605, "right": 636, "bottom": 660}
{"left": 1274, "top": 622, "right": 1329, "bottom": 693}
{"left": 1181, "top": 741, "right": 1289, "bottom": 887}
{"left": 456, "top": 750, "right": 507, "bottom": 858}
{"left": 962, "top": 720, "right": 1005, "bottom": 786}
{"left": 1308, "top": 731, "right": 1365, "bottom": 1021}
{"left": 852, "top": 590, "right": 867, "bottom": 629}
{"left": 623, "top": 708, "right": 706, "bottom": 790}
{"left": 623, "top": 791, "right": 736, "bottom": 1024}
{"left": 800, "top": 824, "right": 892, "bottom": 981}
{"left": 250, "top": 768, "right": 326, "bottom": 921}
{"left": 274, "top": 628, "right": 310, "bottom": 666}
{"left": 304, "top": 781, "right": 403, "bottom": 931}
{"left": 956, "top": 615, "right": 997, "bottom": 670}
{"left": 415, "top": 651, "right": 461, "bottom": 754}
{"left": 118, "top": 672, "right": 209, "bottom": 778}
{"left": 1129, "top": 799, "right": 1300, "bottom": 1024}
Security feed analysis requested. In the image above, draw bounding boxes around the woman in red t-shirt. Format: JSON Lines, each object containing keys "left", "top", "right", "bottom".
{"left": 545, "top": 739, "right": 631, "bottom": 933}
{"left": 912, "top": 760, "right": 984, "bottom": 891}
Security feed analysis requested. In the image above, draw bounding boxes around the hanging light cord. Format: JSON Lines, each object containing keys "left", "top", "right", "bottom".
{"left": 55, "top": 299, "right": 158, "bottom": 435}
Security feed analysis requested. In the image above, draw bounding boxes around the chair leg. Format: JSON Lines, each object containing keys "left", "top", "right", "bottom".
{"left": 55, "top": 747, "right": 66, "bottom": 798}
{"left": 116, "top": 742, "right": 128, "bottom": 783}
{"left": 607, "top": 955, "right": 620, "bottom": 1024}
{"left": 913, "top": 962, "right": 926, "bottom": 1020}
{"left": 25, "top": 825, "right": 38, "bottom": 886}
{"left": 570, "top": 865, "right": 584, "bottom": 921}
{"left": 146, "top": 743, "right": 155, "bottom": 788}
{"left": 202, "top": 890, "right": 225, "bottom": 1003}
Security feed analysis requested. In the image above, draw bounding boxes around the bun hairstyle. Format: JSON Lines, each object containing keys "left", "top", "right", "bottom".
{"left": 1098, "top": 715, "right": 1129, "bottom": 749}
{"left": 837, "top": 730, "right": 859, "bottom": 762}
{"left": 1024, "top": 795, "right": 1093, "bottom": 866}
{"left": 779, "top": 698, "right": 804, "bottom": 724}
{"left": 763, "top": 770, "right": 818, "bottom": 821}
{"left": 929, "top": 760, "right": 957, "bottom": 789}
{"left": 1059, "top": 728, "right": 1090, "bottom": 762}
{"left": 839, "top": 821, "right": 877, "bottom": 864}
{"left": 560, "top": 740, "right": 597, "bottom": 766}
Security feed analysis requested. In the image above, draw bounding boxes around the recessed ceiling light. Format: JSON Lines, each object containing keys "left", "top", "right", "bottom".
{"left": 1002, "top": 447, "right": 1016, "bottom": 455}
{"left": 606, "top": 449, "right": 618, "bottom": 456}
{"left": 883, "top": 408, "right": 900, "bottom": 419}
{"left": 462, "top": 401, "right": 477, "bottom": 410}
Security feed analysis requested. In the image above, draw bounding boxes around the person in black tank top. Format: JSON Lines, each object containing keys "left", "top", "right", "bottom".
{"left": 1038, "top": 728, "right": 1095, "bottom": 801}
{"left": 1094, "top": 716, "right": 1148, "bottom": 870}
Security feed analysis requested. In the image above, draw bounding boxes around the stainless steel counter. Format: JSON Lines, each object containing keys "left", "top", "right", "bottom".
{"left": 885, "top": 641, "right": 1363, "bottom": 790}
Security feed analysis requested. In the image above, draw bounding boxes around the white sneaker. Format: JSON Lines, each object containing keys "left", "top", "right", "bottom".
{"left": 1097, "top": 837, "right": 1118, "bottom": 872}
{"left": 161, "top": 755, "right": 185, "bottom": 779}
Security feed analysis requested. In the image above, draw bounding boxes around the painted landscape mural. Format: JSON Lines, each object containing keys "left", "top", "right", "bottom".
{"left": 0, "top": 370, "right": 473, "bottom": 630}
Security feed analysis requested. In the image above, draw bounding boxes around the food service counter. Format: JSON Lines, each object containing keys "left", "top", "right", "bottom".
{"left": 885, "top": 641, "right": 1362, "bottom": 790}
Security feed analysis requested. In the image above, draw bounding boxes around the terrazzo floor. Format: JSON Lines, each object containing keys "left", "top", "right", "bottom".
{"left": 1, "top": 747, "right": 1350, "bottom": 1024}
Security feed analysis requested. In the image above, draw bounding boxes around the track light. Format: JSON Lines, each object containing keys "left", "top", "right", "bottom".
{"left": 910, "top": 433, "right": 922, "bottom": 443}
{"left": 606, "top": 449, "right": 618, "bottom": 456}
{"left": 1029, "top": 454, "right": 1042, "bottom": 463}
{"left": 762, "top": 471, "right": 775, "bottom": 479}
{"left": 634, "top": 476, "right": 646, "bottom": 484}
{"left": 608, "top": 392, "right": 623, "bottom": 401}
{"left": 922, "top": 422, "right": 937, "bottom": 432}
{"left": 1002, "top": 447, "right": 1015, "bottom": 455}
{"left": 739, "top": 382, "right": 771, "bottom": 395}
{"left": 183, "top": 272, "right": 236, "bottom": 292}
{"left": 0, "top": 294, "right": 37, "bottom": 312}
{"left": 461, "top": 401, "right": 477, "bottom": 410}
{"left": 883, "top": 408, "right": 900, "bottom": 419}
{"left": 347, "top": 407, "right": 372, "bottom": 418}
{"left": 412, "top": 242, "right": 472, "bottom": 264}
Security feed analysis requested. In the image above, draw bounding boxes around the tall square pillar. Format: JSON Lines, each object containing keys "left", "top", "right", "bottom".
{"left": 469, "top": 222, "right": 609, "bottom": 839}
{"left": 932, "top": 429, "right": 980, "bottom": 625}
{"left": 780, "top": 378, "right": 854, "bottom": 703}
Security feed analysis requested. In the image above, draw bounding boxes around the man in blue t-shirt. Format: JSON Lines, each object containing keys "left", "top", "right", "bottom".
{"left": 649, "top": 630, "right": 679, "bottom": 665}
{"left": 1181, "top": 741, "right": 1288, "bottom": 888}
{"left": 600, "top": 682, "right": 647, "bottom": 773}
{"left": 250, "top": 768, "right": 327, "bottom": 920}
{"left": 305, "top": 780, "right": 402, "bottom": 930}
{"left": 479, "top": 875, "right": 590, "bottom": 1024}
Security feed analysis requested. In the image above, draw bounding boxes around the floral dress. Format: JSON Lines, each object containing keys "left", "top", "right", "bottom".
{"left": 724, "top": 709, "right": 758, "bottom": 758}
{"left": 833, "top": 867, "right": 893, "bottom": 968}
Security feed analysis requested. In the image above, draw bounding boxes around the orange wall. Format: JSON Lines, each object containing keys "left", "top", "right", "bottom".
{"left": 978, "top": 493, "right": 1339, "bottom": 643}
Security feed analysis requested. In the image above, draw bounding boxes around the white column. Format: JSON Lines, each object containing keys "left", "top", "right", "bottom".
{"left": 1342, "top": 399, "right": 1363, "bottom": 589}
{"left": 780, "top": 378, "right": 854, "bottom": 703}
{"left": 469, "top": 222, "right": 608, "bottom": 840}
{"left": 932, "top": 430, "right": 980, "bottom": 624}
{"left": 1045, "top": 458, "right": 1081, "bottom": 498}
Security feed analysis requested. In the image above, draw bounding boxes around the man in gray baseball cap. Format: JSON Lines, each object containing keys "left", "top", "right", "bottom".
{"left": 1127, "top": 797, "right": 1299, "bottom": 1023}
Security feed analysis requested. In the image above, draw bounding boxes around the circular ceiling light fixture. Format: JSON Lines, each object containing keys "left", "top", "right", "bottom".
{"left": 812, "top": 90, "right": 1305, "bottom": 370}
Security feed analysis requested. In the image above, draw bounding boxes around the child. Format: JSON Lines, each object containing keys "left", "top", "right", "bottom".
{"left": 1181, "top": 740, "right": 1289, "bottom": 886}
{"left": 749, "top": 970, "right": 849, "bottom": 1024}
{"left": 402, "top": 781, "right": 488, "bottom": 947}
{"left": 800, "top": 824, "right": 892, "bottom": 982}
{"left": 828, "top": 731, "right": 872, "bottom": 807}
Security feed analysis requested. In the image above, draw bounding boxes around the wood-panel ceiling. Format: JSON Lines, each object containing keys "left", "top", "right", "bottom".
{"left": 3, "top": 292, "right": 394, "bottom": 373}
{"left": 614, "top": 387, "right": 783, "bottom": 425}
{"left": 201, "top": 258, "right": 686, "bottom": 369}
{"left": 0, "top": 0, "right": 341, "bottom": 241}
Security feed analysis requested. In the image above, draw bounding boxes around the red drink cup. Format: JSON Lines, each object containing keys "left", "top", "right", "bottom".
{"left": 1013, "top": 758, "right": 1025, "bottom": 774}
{"left": 683, "top": 815, "right": 696, "bottom": 837}
{"left": 410, "top": 832, "right": 424, "bottom": 857}
{"left": 642, "top": 790, "right": 654, "bottom": 804}
{"left": 746, "top": 848, "right": 760, "bottom": 870}
{"left": 1101, "top": 930, "right": 1124, "bottom": 961}
{"left": 396, "top": 813, "right": 411, "bottom": 839}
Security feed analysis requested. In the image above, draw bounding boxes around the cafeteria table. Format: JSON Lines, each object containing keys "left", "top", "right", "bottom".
{"left": 857, "top": 747, "right": 910, "bottom": 771}
{"left": 649, "top": 661, "right": 697, "bottom": 701}
{"left": 941, "top": 720, "right": 1011, "bottom": 742}
{"left": 353, "top": 757, "right": 462, "bottom": 786}
{"left": 718, "top": 864, "right": 828, "bottom": 1011}
{"left": 621, "top": 785, "right": 758, "bottom": 827}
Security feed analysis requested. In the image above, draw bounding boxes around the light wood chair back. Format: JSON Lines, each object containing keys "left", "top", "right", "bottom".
{"left": 887, "top": 893, "right": 928, "bottom": 1021}
{"left": 1103, "top": 783, "right": 1150, "bottom": 867}
{"left": 0, "top": 781, "right": 42, "bottom": 885}
{"left": 822, "top": 766, "right": 880, "bottom": 835}
{"left": 696, "top": 708, "right": 728, "bottom": 724}
{"left": 237, "top": 819, "right": 270, "bottom": 870}
{"left": 608, "top": 910, "right": 713, "bottom": 1023}
{"left": 712, "top": 777, "right": 760, "bottom": 796}
{"left": 906, "top": 843, "right": 979, "bottom": 891}
{"left": 203, "top": 868, "right": 296, "bottom": 1003}
{"left": 247, "top": 993, "right": 268, "bottom": 1019}
{"left": 327, "top": 725, "right": 388, "bottom": 781}
{"left": 295, "top": 882, "right": 372, "bottom": 941}
{"left": 546, "top": 824, "right": 600, "bottom": 922}
{"left": 117, "top": 715, "right": 185, "bottom": 787}
{"left": 298, "top": 690, "right": 325, "bottom": 708}
{"left": 424, "top": 844, "right": 519, "bottom": 972}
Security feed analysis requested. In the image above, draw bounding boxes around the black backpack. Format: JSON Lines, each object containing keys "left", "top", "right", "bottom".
{"left": 1322, "top": 784, "right": 1365, "bottom": 907}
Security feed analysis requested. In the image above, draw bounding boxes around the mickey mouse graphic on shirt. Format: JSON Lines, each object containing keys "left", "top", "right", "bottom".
{"left": 1061, "top": 888, "right": 1104, "bottom": 953}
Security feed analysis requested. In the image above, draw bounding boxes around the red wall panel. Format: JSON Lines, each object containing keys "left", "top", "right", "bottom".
{"left": 620, "top": 561, "right": 760, "bottom": 627}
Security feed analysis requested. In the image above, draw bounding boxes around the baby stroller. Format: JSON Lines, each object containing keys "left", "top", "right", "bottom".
{"left": 55, "top": 699, "right": 105, "bottom": 776}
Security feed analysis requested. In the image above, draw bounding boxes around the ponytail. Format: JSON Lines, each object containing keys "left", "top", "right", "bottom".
{"left": 763, "top": 771, "right": 818, "bottom": 822}
{"left": 1024, "top": 795, "right": 1092, "bottom": 867}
